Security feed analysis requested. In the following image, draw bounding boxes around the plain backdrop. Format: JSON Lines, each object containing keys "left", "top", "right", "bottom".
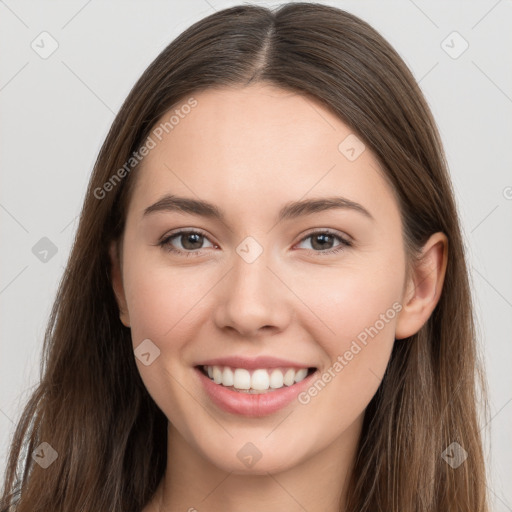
{"left": 1, "top": 0, "right": 511, "bottom": 509}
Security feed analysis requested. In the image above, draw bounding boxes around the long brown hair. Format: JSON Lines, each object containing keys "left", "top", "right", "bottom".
{"left": 1, "top": 3, "right": 488, "bottom": 511}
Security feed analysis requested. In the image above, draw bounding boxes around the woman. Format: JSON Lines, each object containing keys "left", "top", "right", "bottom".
{"left": 1, "top": 3, "right": 489, "bottom": 511}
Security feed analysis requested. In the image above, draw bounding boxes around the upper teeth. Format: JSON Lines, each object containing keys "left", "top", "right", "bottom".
{"left": 204, "top": 365, "right": 310, "bottom": 391}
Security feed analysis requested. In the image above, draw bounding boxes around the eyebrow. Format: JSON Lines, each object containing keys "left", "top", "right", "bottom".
{"left": 143, "top": 194, "right": 374, "bottom": 223}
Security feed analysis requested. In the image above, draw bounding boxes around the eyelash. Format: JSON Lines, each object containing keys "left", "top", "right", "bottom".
{"left": 157, "top": 229, "right": 352, "bottom": 257}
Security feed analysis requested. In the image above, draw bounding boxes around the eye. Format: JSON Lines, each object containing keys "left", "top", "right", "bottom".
{"left": 158, "top": 229, "right": 216, "bottom": 257}
{"left": 157, "top": 228, "right": 352, "bottom": 257}
{"left": 295, "top": 230, "right": 352, "bottom": 255}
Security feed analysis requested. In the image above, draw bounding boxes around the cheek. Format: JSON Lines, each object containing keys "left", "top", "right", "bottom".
{"left": 322, "top": 269, "right": 402, "bottom": 347}
{"left": 291, "top": 248, "right": 404, "bottom": 404}
{"left": 291, "top": 281, "right": 400, "bottom": 446}
{"left": 290, "top": 248, "right": 404, "bottom": 348}
{"left": 121, "top": 255, "right": 210, "bottom": 423}
{"left": 123, "top": 255, "right": 213, "bottom": 345}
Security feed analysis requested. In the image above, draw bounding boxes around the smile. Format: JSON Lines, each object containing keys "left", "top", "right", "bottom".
{"left": 195, "top": 364, "right": 318, "bottom": 417}
{"left": 200, "top": 365, "right": 315, "bottom": 393}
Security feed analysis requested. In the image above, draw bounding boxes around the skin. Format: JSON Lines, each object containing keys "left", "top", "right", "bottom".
{"left": 110, "top": 83, "right": 448, "bottom": 512}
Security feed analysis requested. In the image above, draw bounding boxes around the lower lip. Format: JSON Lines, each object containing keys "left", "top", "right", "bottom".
{"left": 195, "top": 367, "right": 317, "bottom": 417}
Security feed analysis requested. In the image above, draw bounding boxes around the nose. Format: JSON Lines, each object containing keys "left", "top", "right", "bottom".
{"left": 213, "top": 248, "right": 292, "bottom": 338}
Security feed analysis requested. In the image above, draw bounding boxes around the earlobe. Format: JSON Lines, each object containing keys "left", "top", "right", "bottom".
{"left": 395, "top": 232, "right": 448, "bottom": 340}
{"left": 109, "top": 241, "right": 131, "bottom": 328}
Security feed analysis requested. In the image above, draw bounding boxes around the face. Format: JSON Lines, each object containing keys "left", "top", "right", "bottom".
{"left": 111, "top": 83, "right": 410, "bottom": 474}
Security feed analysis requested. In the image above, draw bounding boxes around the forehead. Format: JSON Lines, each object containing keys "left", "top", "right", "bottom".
{"left": 129, "top": 84, "right": 399, "bottom": 225}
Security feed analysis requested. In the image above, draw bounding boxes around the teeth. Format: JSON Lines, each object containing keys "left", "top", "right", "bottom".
{"left": 222, "top": 367, "right": 234, "bottom": 386}
{"left": 233, "top": 368, "right": 251, "bottom": 389}
{"left": 212, "top": 366, "right": 222, "bottom": 384}
{"left": 251, "top": 369, "right": 270, "bottom": 391}
{"left": 269, "top": 369, "right": 284, "bottom": 389}
{"left": 283, "top": 368, "right": 295, "bottom": 386}
{"left": 294, "top": 368, "right": 308, "bottom": 382}
{"left": 202, "top": 365, "right": 312, "bottom": 392}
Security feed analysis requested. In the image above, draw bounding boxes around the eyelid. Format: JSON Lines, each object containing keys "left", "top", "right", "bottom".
{"left": 158, "top": 227, "right": 211, "bottom": 244}
{"left": 158, "top": 227, "right": 353, "bottom": 255}
{"left": 159, "top": 227, "right": 352, "bottom": 244}
{"left": 296, "top": 227, "right": 353, "bottom": 244}
{"left": 158, "top": 228, "right": 217, "bottom": 255}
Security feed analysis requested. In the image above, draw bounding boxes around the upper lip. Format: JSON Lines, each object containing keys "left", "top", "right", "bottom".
{"left": 195, "top": 356, "right": 316, "bottom": 370}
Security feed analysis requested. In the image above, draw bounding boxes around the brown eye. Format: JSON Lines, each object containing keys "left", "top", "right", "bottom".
{"left": 176, "top": 232, "right": 204, "bottom": 250}
{"left": 296, "top": 230, "right": 351, "bottom": 255}
{"left": 159, "top": 230, "right": 215, "bottom": 256}
{"left": 310, "top": 233, "right": 336, "bottom": 250}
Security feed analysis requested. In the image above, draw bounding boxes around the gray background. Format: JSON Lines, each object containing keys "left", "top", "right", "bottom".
{"left": 1, "top": 0, "right": 511, "bottom": 508}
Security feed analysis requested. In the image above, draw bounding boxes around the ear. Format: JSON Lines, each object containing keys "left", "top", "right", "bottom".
{"left": 109, "top": 241, "right": 131, "bottom": 328}
{"left": 395, "top": 232, "right": 448, "bottom": 340}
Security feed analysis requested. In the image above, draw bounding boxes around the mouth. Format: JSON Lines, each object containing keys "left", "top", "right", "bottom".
{"left": 195, "top": 364, "right": 317, "bottom": 394}
{"left": 194, "top": 363, "right": 319, "bottom": 416}
{"left": 193, "top": 356, "right": 320, "bottom": 416}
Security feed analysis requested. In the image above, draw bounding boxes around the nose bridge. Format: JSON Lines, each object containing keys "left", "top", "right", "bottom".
{"left": 213, "top": 235, "right": 290, "bottom": 335}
